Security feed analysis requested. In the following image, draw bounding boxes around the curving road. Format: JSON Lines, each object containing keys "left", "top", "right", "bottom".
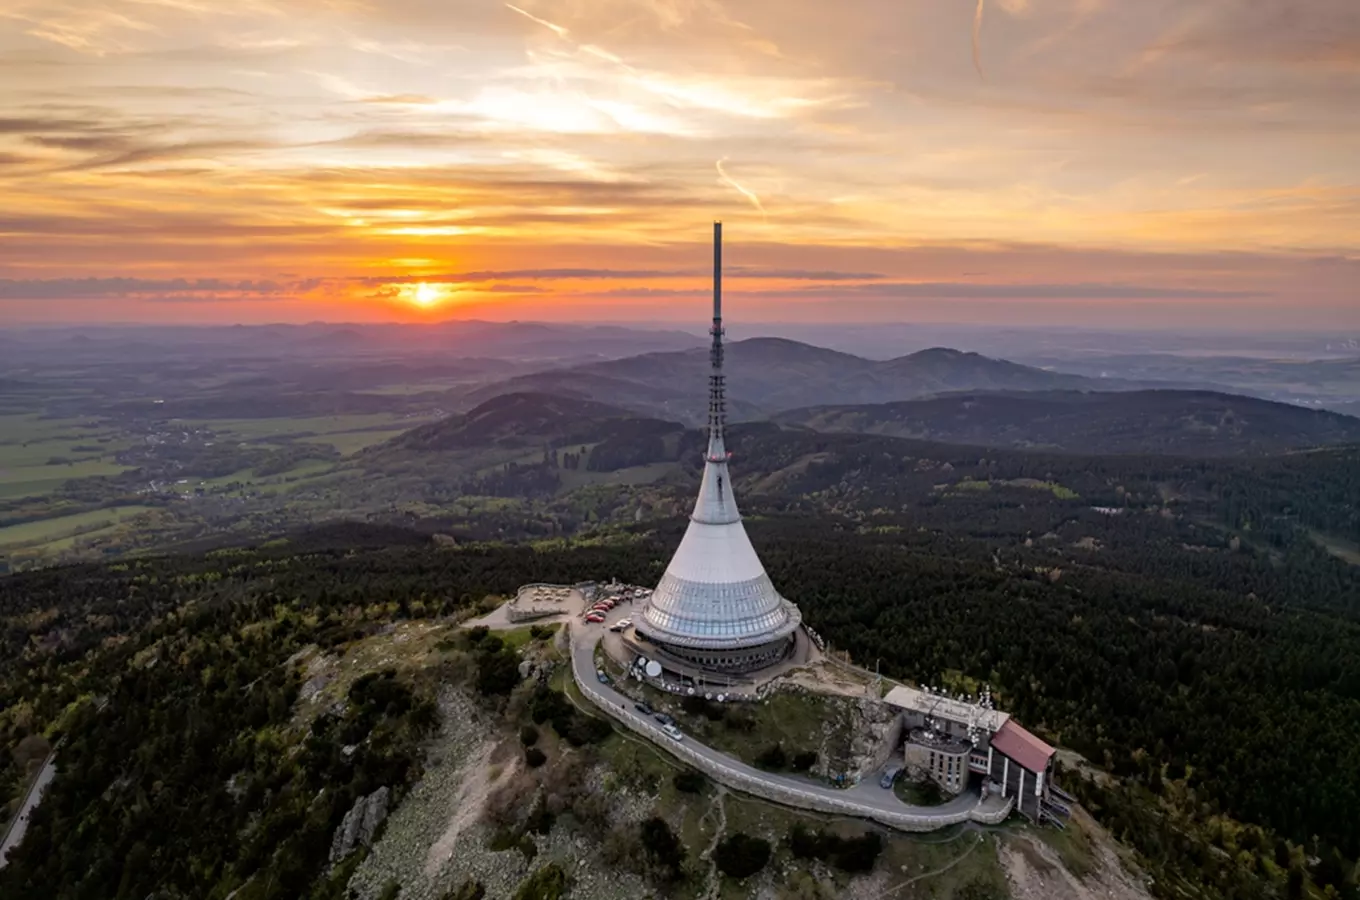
{"left": 0, "top": 750, "right": 57, "bottom": 870}
{"left": 566, "top": 619, "right": 1003, "bottom": 831}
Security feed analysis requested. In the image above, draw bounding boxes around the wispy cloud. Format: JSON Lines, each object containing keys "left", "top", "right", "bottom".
{"left": 716, "top": 158, "right": 766, "bottom": 218}
{"left": 0, "top": 0, "right": 1355, "bottom": 328}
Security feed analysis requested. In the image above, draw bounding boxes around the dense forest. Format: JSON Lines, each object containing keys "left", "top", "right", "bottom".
{"left": 2, "top": 509, "right": 1359, "bottom": 898}
{"left": 5, "top": 415, "right": 1360, "bottom": 898}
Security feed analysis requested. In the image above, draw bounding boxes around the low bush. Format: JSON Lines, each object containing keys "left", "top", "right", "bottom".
{"left": 714, "top": 833, "right": 771, "bottom": 880}
{"left": 513, "top": 862, "right": 568, "bottom": 900}
{"left": 791, "top": 750, "right": 818, "bottom": 772}
{"left": 525, "top": 747, "right": 547, "bottom": 768}
{"left": 755, "top": 744, "right": 787, "bottom": 770}
{"left": 520, "top": 724, "right": 540, "bottom": 746}
{"left": 723, "top": 707, "right": 756, "bottom": 732}
{"left": 788, "top": 825, "right": 883, "bottom": 874}
{"left": 640, "top": 816, "right": 685, "bottom": 882}
{"left": 673, "top": 770, "right": 707, "bottom": 794}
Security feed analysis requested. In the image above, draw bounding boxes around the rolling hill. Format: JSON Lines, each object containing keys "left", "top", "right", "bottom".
{"left": 451, "top": 340, "right": 1105, "bottom": 423}
{"left": 773, "top": 389, "right": 1360, "bottom": 456}
{"left": 372, "top": 392, "right": 686, "bottom": 455}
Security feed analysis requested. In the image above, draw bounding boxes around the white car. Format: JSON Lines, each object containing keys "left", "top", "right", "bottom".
{"left": 609, "top": 618, "right": 632, "bottom": 632}
{"left": 661, "top": 723, "right": 684, "bottom": 742}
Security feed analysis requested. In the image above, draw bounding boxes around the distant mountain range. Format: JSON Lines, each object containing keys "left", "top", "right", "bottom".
{"left": 451, "top": 340, "right": 1111, "bottom": 423}
{"left": 773, "top": 389, "right": 1360, "bottom": 456}
{"left": 377, "top": 386, "right": 1360, "bottom": 467}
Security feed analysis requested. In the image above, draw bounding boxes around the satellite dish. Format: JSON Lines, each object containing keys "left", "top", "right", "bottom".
{"left": 705, "top": 693, "right": 713, "bottom": 700}
{"left": 717, "top": 694, "right": 726, "bottom": 702}
{"left": 645, "top": 660, "right": 662, "bottom": 678}
{"left": 687, "top": 687, "right": 695, "bottom": 695}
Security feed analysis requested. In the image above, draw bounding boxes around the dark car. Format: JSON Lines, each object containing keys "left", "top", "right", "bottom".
{"left": 653, "top": 713, "right": 674, "bottom": 726}
{"left": 635, "top": 702, "right": 654, "bottom": 716}
{"left": 880, "top": 766, "right": 902, "bottom": 789}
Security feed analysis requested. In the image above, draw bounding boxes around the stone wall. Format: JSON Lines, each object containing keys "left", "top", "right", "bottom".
{"left": 572, "top": 641, "right": 1013, "bottom": 833}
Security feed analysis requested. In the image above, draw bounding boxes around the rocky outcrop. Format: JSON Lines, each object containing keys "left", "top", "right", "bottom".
{"left": 849, "top": 697, "right": 903, "bottom": 780}
{"left": 330, "top": 786, "right": 391, "bottom": 864}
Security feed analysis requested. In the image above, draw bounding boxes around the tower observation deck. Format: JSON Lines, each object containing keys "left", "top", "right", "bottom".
{"left": 634, "top": 223, "right": 802, "bottom": 673}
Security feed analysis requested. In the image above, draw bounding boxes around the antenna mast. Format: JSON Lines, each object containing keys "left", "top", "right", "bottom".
{"left": 707, "top": 221, "right": 727, "bottom": 462}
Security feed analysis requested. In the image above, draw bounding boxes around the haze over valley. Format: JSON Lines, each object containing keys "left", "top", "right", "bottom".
{"left": 5, "top": 1, "right": 1360, "bottom": 898}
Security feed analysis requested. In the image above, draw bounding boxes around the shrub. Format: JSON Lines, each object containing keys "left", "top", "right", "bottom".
{"left": 554, "top": 712, "right": 613, "bottom": 747}
{"left": 442, "top": 881, "right": 486, "bottom": 900}
{"left": 831, "top": 833, "right": 883, "bottom": 873}
{"left": 529, "top": 688, "right": 572, "bottom": 725}
{"left": 791, "top": 750, "right": 818, "bottom": 772}
{"left": 723, "top": 707, "right": 756, "bottom": 732}
{"left": 520, "top": 724, "right": 540, "bottom": 746}
{"left": 513, "top": 863, "right": 568, "bottom": 900}
{"left": 378, "top": 881, "right": 402, "bottom": 900}
{"left": 755, "top": 744, "right": 787, "bottom": 770}
{"left": 480, "top": 634, "right": 505, "bottom": 654}
{"left": 525, "top": 747, "right": 547, "bottom": 768}
{"left": 681, "top": 695, "right": 710, "bottom": 716}
{"left": 525, "top": 799, "right": 555, "bottom": 835}
{"left": 787, "top": 826, "right": 883, "bottom": 874}
{"left": 673, "top": 770, "right": 707, "bottom": 794}
{"left": 640, "top": 816, "right": 685, "bottom": 882}
{"left": 476, "top": 650, "right": 522, "bottom": 696}
{"left": 713, "top": 833, "right": 771, "bottom": 880}
{"left": 466, "top": 626, "right": 489, "bottom": 644}
{"left": 789, "top": 824, "right": 830, "bottom": 860}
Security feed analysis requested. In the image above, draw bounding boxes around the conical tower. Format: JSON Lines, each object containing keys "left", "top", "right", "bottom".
{"left": 635, "top": 223, "right": 802, "bottom": 673}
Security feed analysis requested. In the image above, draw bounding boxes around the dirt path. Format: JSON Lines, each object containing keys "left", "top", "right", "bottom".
{"left": 423, "top": 739, "right": 520, "bottom": 877}
{"left": 866, "top": 832, "right": 985, "bottom": 899}
{"left": 697, "top": 787, "right": 729, "bottom": 900}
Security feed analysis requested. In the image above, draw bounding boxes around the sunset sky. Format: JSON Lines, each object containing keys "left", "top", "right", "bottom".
{"left": 1, "top": 0, "right": 1357, "bottom": 328}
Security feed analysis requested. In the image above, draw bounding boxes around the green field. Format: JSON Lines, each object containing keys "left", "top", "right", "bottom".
{"left": 180, "top": 414, "right": 427, "bottom": 442}
{"left": 0, "top": 506, "right": 156, "bottom": 548}
{"left": 0, "top": 414, "right": 134, "bottom": 498}
{"left": 320, "top": 429, "right": 410, "bottom": 455}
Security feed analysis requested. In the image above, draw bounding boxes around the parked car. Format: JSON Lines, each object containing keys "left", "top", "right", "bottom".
{"left": 585, "top": 613, "right": 605, "bottom": 623}
{"left": 634, "top": 701, "right": 654, "bottom": 715}
{"left": 608, "top": 618, "right": 632, "bottom": 632}
{"left": 661, "top": 723, "right": 684, "bottom": 742}
{"left": 653, "top": 713, "right": 674, "bottom": 726}
{"left": 596, "top": 671, "right": 610, "bottom": 683}
{"left": 880, "top": 766, "right": 903, "bottom": 789}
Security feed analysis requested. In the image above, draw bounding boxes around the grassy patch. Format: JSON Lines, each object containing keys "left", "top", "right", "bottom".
{"left": 0, "top": 506, "right": 156, "bottom": 548}
{"left": 894, "top": 777, "right": 949, "bottom": 807}
{"left": 318, "top": 429, "right": 409, "bottom": 456}
{"left": 1033, "top": 816, "right": 1097, "bottom": 878}
{"left": 500, "top": 624, "right": 559, "bottom": 652}
{"left": 697, "top": 691, "right": 853, "bottom": 775}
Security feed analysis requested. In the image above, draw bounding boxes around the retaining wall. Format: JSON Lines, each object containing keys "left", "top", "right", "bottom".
{"left": 571, "top": 641, "right": 1013, "bottom": 833}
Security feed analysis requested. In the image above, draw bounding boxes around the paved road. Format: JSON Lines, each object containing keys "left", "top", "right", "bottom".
{"left": 465, "top": 590, "right": 1002, "bottom": 829}
{"left": 0, "top": 751, "right": 57, "bottom": 870}
{"left": 568, "top": 622, "right": 982, "bottom": 824}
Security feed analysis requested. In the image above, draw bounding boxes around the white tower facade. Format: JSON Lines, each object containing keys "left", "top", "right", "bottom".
{"left": 634, "top": 223, "right": 802, "bottom": 673}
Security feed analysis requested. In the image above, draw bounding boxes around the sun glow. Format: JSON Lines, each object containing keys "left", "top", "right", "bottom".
{"left": 412, "top": 282, "right": 441, "bottom": 307}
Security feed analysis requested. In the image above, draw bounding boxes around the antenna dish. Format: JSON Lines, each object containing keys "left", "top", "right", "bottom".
{"left": 645, "top": 660, "right": 662, "bottom": 678}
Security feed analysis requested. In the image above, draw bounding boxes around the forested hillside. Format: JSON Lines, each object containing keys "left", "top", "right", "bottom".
{"left": 774, "top": 389, "right": 1360, "bottom": 455}
{"left": 2, "top": 512, "right": 1359, "bottom": 899}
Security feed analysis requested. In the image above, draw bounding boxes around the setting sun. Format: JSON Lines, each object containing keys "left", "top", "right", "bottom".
{"left": 412, "top": 283, "right": 441, "bottom": 308}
